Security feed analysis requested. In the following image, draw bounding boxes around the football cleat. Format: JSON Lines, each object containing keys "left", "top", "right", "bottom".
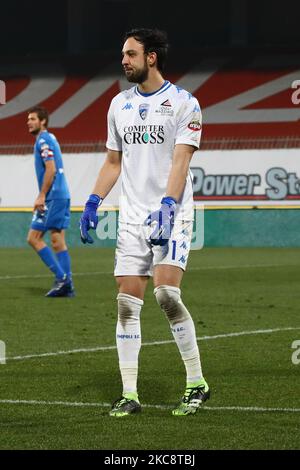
{"left": 66, "top": 278, "right": 75, "bottom": 297}
{"left": 109, "top": 396, "right": 141, "bottom": 417}
{"left": 172, "top": 379, "right": 210, "bottom": 416}
{"left": 45, "top": 275, "right": 75, "bottom": 298}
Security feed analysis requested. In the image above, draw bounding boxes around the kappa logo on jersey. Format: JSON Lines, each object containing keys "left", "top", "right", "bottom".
{"left": 123, "top": 125, "right": 165, "bottom": 144}
{"left": 122, "top": 102, "right": 133, "bottom": 110}
{"left": 139, "top": 103, "right": 150, "bottom": 120}
{"left": 188, "top": 120, "right": 201, "bottom": 131}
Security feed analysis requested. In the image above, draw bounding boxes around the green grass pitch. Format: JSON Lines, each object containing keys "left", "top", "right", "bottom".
{"left": 0, "top": 247, "right": 300, "bottom": 450}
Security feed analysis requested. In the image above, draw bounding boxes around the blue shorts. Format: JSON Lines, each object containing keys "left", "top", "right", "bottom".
{"left": 31, "top": 199, "right": 71, "bottom": 232}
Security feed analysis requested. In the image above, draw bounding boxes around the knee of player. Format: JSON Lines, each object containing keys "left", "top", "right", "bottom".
{"left": 117, "top": 293, "right": 144, "bottom": 324}
{"left": 51, "top": 236, "right": 64, "bottom": 252}
{"left": 154, "top": 285, "right": 180, "bottom": 307}
{"left": 51, "top": 239, "right": 59, "bottom": 251}
{"left": 154, "top": 285, "right": 190, "bottom": 323}
{"left": 154, "top": 284, "right": 180, "bottom": 314}
{"left": 27, "top": 232, "right": 37, "bottom": 247}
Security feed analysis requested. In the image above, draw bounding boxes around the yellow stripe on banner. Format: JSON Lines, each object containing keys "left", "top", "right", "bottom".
{"left": 0, "top": 207, "right": 34, "bottom": 212}
{"left": 71, "top": 206, "right": 119, "bottom": 212}
{"left": 0, "top": 205, "right": 300, "bottom": 212}
{"left": 0, "top": 207, "right": 119, "bottom": 212}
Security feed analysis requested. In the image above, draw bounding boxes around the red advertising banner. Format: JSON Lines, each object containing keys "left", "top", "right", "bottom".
{"left": 0, "top": 55, "right": 300, "bottom": 149}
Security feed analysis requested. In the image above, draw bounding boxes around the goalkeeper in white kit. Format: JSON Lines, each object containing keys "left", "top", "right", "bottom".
{"left": 79, "top": 28, "right": 210, "bottom": 416}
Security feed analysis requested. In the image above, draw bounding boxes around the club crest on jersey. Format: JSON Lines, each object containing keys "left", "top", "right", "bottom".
{"left": 139, "top": 103, "right": 150, "bottom": 120}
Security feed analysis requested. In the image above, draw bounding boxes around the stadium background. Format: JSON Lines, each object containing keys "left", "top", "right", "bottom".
{"left": 0, "top": 0, "right": 300, "bottom": 451}
{"left": 1, "top": 0, "right": 300, "bottom": 247}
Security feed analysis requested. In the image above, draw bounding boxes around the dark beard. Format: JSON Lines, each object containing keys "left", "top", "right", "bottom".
{"left": 30, "top": 128, "right": 41, "bottom": 135}
{"left": 125, "top": 65, "right": 149, "bottom": 84}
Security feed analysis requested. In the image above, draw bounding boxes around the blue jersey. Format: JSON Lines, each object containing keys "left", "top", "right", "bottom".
{"left": 34, "top": 131, "right": 70, "bottom": 200}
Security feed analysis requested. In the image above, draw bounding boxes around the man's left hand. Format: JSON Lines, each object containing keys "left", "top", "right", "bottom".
{"left": 145, "top": 196, "right": 177, "bottom": 246}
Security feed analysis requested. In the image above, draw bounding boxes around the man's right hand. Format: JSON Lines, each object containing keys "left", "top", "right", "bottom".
{"left": 79, "top": 194, "right": 103, "bottom": 244}
{"left": 33, "top": 193, "right": 46, "bottom": 212}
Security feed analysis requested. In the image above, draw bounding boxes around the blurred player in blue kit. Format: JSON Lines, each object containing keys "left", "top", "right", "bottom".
{"left": 80, "top": 29, "right": 210, "bottom": 416}
{"left": 27, "top": 106, "right": 74, "bottom": 297}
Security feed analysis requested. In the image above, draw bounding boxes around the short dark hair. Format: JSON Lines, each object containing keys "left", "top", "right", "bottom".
{"left": 28, "top": 106, "right": 49, "bottom": 127}
{"left": 124, "top": 28, "right": 169, "bottom": 72}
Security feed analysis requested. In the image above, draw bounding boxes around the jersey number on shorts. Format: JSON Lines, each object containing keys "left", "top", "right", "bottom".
{"left": 172, "top": 240, "right": 176, "bottom": 260}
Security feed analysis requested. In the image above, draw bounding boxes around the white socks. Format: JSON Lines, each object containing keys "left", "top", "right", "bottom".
{"left": 154, "top": 285, "right": 203, "bottom": 384}
{"left": 116, "top": 286, "right": 203, "bottom": 396}
{"left": 116, "top": 293, "right": 143, "bottom": 395}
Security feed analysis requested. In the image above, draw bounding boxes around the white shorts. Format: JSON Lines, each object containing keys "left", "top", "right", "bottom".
{"left": 114, "top": 221, "right": 193, "bottom": 277}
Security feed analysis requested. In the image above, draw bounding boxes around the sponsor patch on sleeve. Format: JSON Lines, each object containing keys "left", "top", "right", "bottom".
{"left": 188, "top": 120, "right": 202, "bottom": 131}
{"left": 40, "top": 143, "right": 54, "bottom": 158}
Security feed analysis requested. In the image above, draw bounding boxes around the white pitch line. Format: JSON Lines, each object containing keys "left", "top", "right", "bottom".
{"left": 191, "top": 263, "right": 300, "bottom": 270}
{"left": 8, "top": 326, "right": 300, "bottom": 362}
{"left": 9, "top": 345, "right": 117, "bottom": 361}
{"left": 203, "top": 406, "right": 300, "bottom": 413}
{"left": 0, "top": 271, "right": 109, "bottom": 281}
{"left": 0, "top": 399, "right": 299, "bottom": 414}
{"left": 0, "top": 263, "right": 298, "bottom": 281}
{"left": 0, "top": 399, "right": 111, "bottom": 408}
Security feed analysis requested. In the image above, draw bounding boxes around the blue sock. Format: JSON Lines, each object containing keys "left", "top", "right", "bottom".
{"left": 37, "top": 246, "right": 65, "bottom": 280}
{"left": 56, "top": 250, "right": 72, "bottom": 280}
